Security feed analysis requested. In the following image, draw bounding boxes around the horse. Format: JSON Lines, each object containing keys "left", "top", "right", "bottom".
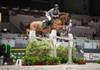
{"left": 26, "top": 12, "right": 70, "bottom": 36}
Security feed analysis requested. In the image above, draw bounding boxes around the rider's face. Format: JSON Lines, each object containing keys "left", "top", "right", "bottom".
{"left": 55, "top": 7, "right": 59, "bottom": 10}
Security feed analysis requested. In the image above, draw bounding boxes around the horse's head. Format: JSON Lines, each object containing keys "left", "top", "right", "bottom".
{"left": 51, "top": 19, "right": 63, "bottom": 30}
{"left": 51, "top": 12, "right": 70, "bottom": 30}
{"left": 59, "top": 12, "right": 70, "bottom": 25}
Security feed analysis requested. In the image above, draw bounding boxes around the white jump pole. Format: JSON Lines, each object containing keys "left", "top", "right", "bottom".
{"left": 28, "top": 30, "right": 36, "bottom": 41}
{"left": 49, "top": 29, "right": 57, "bottom": 57}
{"left": 67, "top": 33, "right": 74, "bottom": 64}
{"left": 67, "top": 19, "right": 73, "bottom": 64}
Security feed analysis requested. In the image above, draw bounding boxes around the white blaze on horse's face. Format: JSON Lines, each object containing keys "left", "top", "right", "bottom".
{"left": 70, "top": 19, "right": 72, "bottom": 23}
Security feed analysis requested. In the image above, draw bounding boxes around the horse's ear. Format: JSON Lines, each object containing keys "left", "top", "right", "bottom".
{"left": 68, "top": 13, "right": 71, "bottom": 19}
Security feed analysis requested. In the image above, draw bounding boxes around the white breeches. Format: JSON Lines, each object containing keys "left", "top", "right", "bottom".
{"left": 46, "top": 13, "right": 52, "bottom": 21}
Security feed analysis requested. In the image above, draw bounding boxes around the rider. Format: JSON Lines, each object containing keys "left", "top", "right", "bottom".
{"left": 43, "top": 4, "right": 60, "bottom": 28}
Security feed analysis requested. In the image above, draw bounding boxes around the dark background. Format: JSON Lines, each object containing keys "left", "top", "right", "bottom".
{"left": 89, "top": 0, "right": 100, "bottom": 16}
{"left": 0, "top": 0, "right": 100, "bottom": 16}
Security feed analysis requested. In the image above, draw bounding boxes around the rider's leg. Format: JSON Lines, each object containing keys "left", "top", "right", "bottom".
{"left": 42, "top": 20, "right": 47, "bottom": 28}
{"left": 42, "top": 15, "right": 53, "bottom": 28}
{"left": 45, "top": 20, "right": 52, "bottom": 27}
{"left": 46, "top": 13, "right": 51, "bottom": 21}
{"left": 42, "top": 19, "right": 50, "bottom": 28}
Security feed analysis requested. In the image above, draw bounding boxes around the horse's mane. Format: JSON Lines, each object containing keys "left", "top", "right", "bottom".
{"left": 59, "top": 13, "right": 70, "bottom": 25}
{"left": 53, "top": 19, "right": 62, "bottom": 25}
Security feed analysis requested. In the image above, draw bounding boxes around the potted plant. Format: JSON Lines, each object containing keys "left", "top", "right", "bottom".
{"left": 96, "top": 59, "right": 100, "bottom": 64}
{"left": 23, "top": 38, "right": 61, "bottom": 65}
{"left": 57, "top": 45, "right": 68, "bottom": 63}
{"left": 73, "top": 56, "right": 86, "bottom": 64}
